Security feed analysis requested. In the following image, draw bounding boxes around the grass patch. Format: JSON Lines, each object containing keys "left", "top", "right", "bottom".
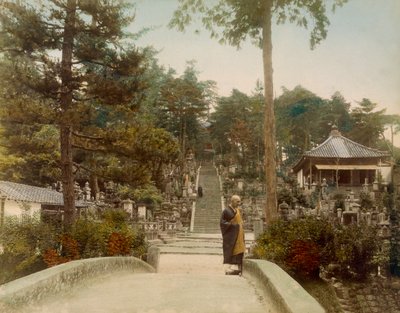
{"left": 296, "top": 277, "right": 343, "bottom": 313}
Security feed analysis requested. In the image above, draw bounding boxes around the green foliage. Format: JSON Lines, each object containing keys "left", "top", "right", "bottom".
{"left": 0, "top": 213, "right": 57, "bottom": 284}
{"left": 253, "top": 217, "right": 379, "bottom": 280}
{"left": 333, "top": 193, "right": 346, "bottom": 210}
{"left": 359, "top": 191, "right": 374, "bottom": 210}
{"left": 156, "top": 62, "right": 214, "bottom": 157}
{"left": 333, "top": 224, "right": 378, "bottom": 280}
{"left": 389, "top": 195, "right": 400, "bottom": 276}
{"left": 222, "top": 179, "right": 235, "bottom": 195}
{"left": 347, "top": 99, "right": 387, "bottom": 148}
{"left": 0, "top": 209, "right": 148, "bottom": 284}
{"left": 73, "top": 208, "right": 147, "bottom": 259}
{"left": 65, "top": 209, "right": 147, "bottom": 260}
{"left": 0, "top": 119, "right": 61, "bottom": 185}
{"left": 277, "top": 187, "right": 293, "bottom": 207}
{"left": 277, "top": 186, "right": 308, "bottom": 208}
{"left": 170, "top": 0, "right": 347, "bottom": 49}
{"left": 71, "top": 219, "right": 110, "bottom": 258}
{"left": 276, "top": 87, "right": 327, "bottom": 163}
{"left": 298, "top": 278, "right": 344, "bottom": 313}
{"left": 210, "top": 89, "right": 264, "bottom": 168}
{"left": 117, "top": 184, "right": 163, "bottom": 206}
{"left": 254, "top": 217, "right": 335, "bottom": 277}
{"left": 101, "top": 209, "right": 131, "bottom": 229}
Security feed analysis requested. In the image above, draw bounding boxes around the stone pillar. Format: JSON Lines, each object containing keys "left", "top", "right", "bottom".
{"left": 321, "top": 178, "right": 328, "bottom": 199}
{"left": 253, "top": 217, "right": 264, "bottom": 240}
{"left": 237, "top": 179, "right": 244, "bottom": 191}
{"left": 122, "top": 199, "right": 134, "bottom": 218}
{"left": 74, "top": 182, "right": 82, "bottom": 200}
{"left": 363, "top": 178, "right": 369, "bottom": 193}
{"left": 337, "top": 208, "right": 343, "bottom": 223}
{"left": 366, "top": 212, "right": 371, "bottom": 225}
{"left": 137, "top": 205, "right": 146, "bottom": 220}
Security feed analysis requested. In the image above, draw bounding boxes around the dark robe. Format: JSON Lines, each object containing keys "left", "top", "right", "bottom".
{"left": 220, "top": 206, "right": 242, "bottom": 264}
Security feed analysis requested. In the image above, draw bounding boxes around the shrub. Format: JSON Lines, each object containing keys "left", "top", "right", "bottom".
{"left": 102, "top": 208, "right": 130, "bottom": 229}
{"left": 0, "top": 213, "right": 57, "bottom": 284}
{"left": 1, "top": 209, "right": 148, "bottom": 283}
{"left": 333, "top": 223, "right": 378, "bottom": 280}
{"left": 286, "top": 240, "right": 321, "bottom": 278}
{"left": 359, "top": 191, "right": 374, "bottom": 210}
{"left": 253, "top": 216, "right": 379, "bottom": 280}
{"left": 42, "top": 234, "right": 80, "bottom": 267}
{"left": 253, "top": 217, "right": 335, "bottom": 278}
{"left": 72, "top": 219, "right": 109, "bottom": 258}
{"left": 70, "top": 209, "right": 147, "bottom": 259}
{"left": 253, "top": 219, "right": 289, "bottom": 265}
{"left": 333, "top": 193, "right": 345, "bottom": 210}
{"left": 130, "top": 230, "right": 147, "bottom": 258}
{"left": 277, "top": 186, "right": 308, "bottom": 208}
{"left": 107, "top": 232, "right": 132, "bottom": 256}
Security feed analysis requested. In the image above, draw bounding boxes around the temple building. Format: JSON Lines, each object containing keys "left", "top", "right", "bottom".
{"left": 0, "top": 181, "right": 87, "bottom": 226}
{"left": 292, "top": 126, "right": 392, "bottom": 190}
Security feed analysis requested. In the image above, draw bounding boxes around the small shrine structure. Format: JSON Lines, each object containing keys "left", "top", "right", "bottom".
{"left": 292, "top": 126, "right": 391, "bottom": 190}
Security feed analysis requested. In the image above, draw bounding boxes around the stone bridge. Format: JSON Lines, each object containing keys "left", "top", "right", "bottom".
{"left": 0, "top": 249, "right": 323, "bottom": 313}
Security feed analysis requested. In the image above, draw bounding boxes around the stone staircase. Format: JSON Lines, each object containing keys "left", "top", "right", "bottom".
{"left": 192, "top": 163, "right": 222, "bottom": 233}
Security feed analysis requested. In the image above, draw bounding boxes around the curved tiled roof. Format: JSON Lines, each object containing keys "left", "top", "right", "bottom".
{"left": 0, "top": 181, "right": 64, "bottom": 205}
{"left": 304, "top": 128, "right": 389, "bottom": 159}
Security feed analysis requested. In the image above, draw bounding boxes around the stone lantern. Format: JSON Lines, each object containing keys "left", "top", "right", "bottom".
{"left": 311, "top": 182, "right": 317, "bottom": 192}
{"left": 321, "top": 178, "right": 328, "bottom": 197}
{"left": 373, "top": 179, "right": 379, "bottom": 192}
{"left": 83, "top": 181, "right": 91, "bottom": 201}
{"left": 278, "top": 201, "right": 290, "bottom": 221}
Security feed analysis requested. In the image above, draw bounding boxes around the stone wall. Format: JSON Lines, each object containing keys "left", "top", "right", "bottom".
{"left": 244, "top": 259, "right": 325, "bottom": 313}
{"left": 331, "top": 277, "right": 400, "bottom": 313}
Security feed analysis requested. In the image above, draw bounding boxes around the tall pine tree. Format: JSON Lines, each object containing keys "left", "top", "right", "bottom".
{"left": 0, "top": 0, "right": 146, "bottom": 229}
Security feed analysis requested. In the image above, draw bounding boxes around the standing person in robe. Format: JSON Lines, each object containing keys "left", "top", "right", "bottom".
{"left": 220, "top": 194, "right": 245, "bottom": 275}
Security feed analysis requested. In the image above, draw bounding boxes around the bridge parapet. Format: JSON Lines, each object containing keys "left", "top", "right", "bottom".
{"left": 0, "top": 256, "right": 155, "bottom": 309}
{"left": 244, "top": 259, "right": 325, "bottom": 313}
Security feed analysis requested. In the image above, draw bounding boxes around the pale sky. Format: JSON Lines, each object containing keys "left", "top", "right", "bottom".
{"left": 129, "top": 0, "right": 400, "bottom": 145}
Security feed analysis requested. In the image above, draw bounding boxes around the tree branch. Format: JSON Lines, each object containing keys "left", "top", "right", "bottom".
{"left": 72, "top": 131, "right": 104, "bottom": 140}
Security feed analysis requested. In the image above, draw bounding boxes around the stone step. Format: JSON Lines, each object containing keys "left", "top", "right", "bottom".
{"left": 193, "top": 224, "right": 219, "bottom": 228}
{"left": 193, "top": 226, "right": 219, "bottom": 229}
{"left": 192, "top": 228, "right": 220, "bottom": 232}
{"left": 192, "top": 164, "right": 226, "bottom": 237}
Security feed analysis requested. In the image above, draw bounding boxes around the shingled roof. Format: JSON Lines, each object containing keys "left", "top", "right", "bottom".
{"left": 304, "top": 127, "right": 389, "bottom": 159}
{"left": 0, "top": 181, "right": 63, "bottom": 205}
{"left": 0, "top": 181, "right": 86, "bottom": 207}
